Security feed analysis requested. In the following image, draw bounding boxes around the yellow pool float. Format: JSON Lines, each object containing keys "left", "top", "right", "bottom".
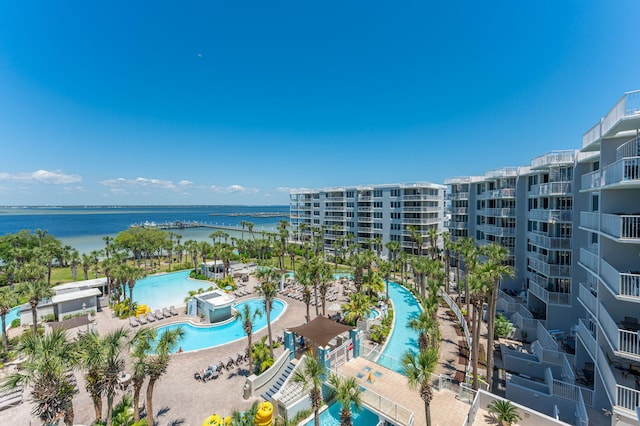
{"left": 136, "top": 304, "right": 151, "bottom": 315}
{"left": 202, "top": 414, "right": 223, "bottom": 426}
{"left": 254, "top": 401, "right": 273, "bottom": 426}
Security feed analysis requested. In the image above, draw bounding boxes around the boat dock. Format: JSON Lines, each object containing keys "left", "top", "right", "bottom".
{"left": 129, "top": 220, "right": 275, "bottom": 233}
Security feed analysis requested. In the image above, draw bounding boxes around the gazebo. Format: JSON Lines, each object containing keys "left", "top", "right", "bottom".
{"left": 287, "top": 316, "right": 355, "bottom": 352}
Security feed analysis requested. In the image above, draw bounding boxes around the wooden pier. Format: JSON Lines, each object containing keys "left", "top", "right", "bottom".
{"left": 129, "top": 220, "right": 275, "bottom": 233}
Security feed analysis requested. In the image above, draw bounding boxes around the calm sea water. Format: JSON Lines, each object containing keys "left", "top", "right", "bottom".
{"left": 0, "top": 206, "right": 286, "bottom": 254}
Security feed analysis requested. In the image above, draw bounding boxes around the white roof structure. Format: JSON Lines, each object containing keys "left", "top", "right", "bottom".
{"left": 51, "top": 288, "right": 101, "bottom": 304}
{"left": 51, "top": 277, "right": 108, "bottom": 292}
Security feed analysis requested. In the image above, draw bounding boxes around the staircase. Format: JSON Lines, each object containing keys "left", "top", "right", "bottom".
{"left": 261, "top": 361, "right": 296, "bottom": 401}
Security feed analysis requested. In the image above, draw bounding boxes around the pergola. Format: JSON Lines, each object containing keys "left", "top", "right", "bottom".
{"left": 287, "top": 315, "right": 355, "bottom": 349}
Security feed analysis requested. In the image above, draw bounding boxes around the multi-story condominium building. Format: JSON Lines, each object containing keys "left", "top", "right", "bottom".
{"left": 289, "top": 183, "right": 446, "bottom": 257}
{"left": 445, "top": 90, "right": 640, "bottom": 425}
{"left": 577, "top": 90, "right": 640, "bottom": 423}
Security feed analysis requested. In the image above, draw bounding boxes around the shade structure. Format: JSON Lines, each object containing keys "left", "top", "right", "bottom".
{"left": 287, "top": 315, "right": 354, "bottom": 348}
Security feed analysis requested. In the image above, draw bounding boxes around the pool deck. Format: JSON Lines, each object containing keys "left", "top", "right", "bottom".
{"left": 0, "top": 274, "right": 484, "bottom": 426}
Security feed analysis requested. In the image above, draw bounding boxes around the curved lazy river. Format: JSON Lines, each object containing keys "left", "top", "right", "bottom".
{"left": 155, "top": 298, "right": 286, "bottom": 353}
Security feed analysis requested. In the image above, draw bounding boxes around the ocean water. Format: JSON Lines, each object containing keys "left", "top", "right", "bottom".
{"left": 0, "top": 205, "right": 286, "bottom": 254}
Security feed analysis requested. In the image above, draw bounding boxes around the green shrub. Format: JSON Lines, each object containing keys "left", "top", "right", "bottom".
{"left": 10, "top": 318, "right": 20, "bottom": 328}
{"left": 494, "top": 314, "right": 513, "bottom": 338}
{"left": 41, "top": 314, "right": 56, "bottom": 323}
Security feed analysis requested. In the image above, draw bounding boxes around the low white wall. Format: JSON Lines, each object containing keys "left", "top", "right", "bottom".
{"left": 244, "top": 348, "right": 291, "bottom": 398}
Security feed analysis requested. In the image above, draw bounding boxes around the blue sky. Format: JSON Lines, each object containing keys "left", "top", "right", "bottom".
{"left": 1, "top": 1, "right": 639, "bottom": 206}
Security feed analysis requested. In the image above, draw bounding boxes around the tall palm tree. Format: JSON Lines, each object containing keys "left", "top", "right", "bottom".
{"left": 409, "top": 309, "right": 437, "bottom": 351}
{"left": 291, "top": 355, "right": 324, "bottom": 426}
{"left": 129, "top": 328, "right": 154, "bottom": 422}
{"left": 255, "top": 268, "right": 280, "bottom": 358}
{"left": 77, "top": 330, "right": 106, "bottom": 423}
{"left": 102, "top": 328, "right": 131, "bottom": 425}
{"left": 483, "top": 243, "right": 514, "bottom": 390}
{"left": 18, "top": 279, "right": 53, "bottom": 335}
{"left": 340, "top": 293, "right": 371, "bottom": 326}
{"left": 2, "top": 329, "right": 78, "bottom": 426}
{"left": 427, "top": 227, "right": 439, "bottom": 260}
{"left": 407, "top": 225, "right": 422, "bottom": 256}
{"left": 297, "top": 262, "right": 314, "bottom": 323}
{"left": 103, "top": 236, "right": 113, "bottom": 259}
{"left": 235, "top": 304, "right": 262, "bottom": 374}
{"left": 145, "top": 327, "right": 184, "bottom": 426}
{"left": 328, "top": 374, "right": 363, "bottom": 426}
{"left": 384, "top": 241, "right": 401, "bottom": 280}
{"left": 402, "top": 348, "right": 439, "bottom": 426}
{"left": 0, "top": 287, "right": 14, "bottom": 352}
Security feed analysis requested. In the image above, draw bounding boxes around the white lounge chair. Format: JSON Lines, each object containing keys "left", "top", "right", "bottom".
{"left": 138, "top": 314, "right": 147, "bottom": 325}
{"left": 162, "top": 307, "right": 172, "bottom": 318}
{"left": 146, "top": 312, "right": 156, "bottom": 323}
{"left": 129, "top": 316, "right": 139, "bottom": 327}
{"left": 154, "top": 310, "right": 163, "bottom": 320}
{"left": 169, "top": 306, "right": 178, "bottom": 316}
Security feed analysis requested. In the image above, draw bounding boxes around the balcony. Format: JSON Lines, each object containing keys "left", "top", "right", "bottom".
{"left": 600, "top": 259, "right": 640, "bottom": 301}
{"left": 579, "top": 248, "right": 599, "bottom": 275}
{"left": 530, "top": 151, "right": 576, "bottom": 169}
{"left": 528, "top": 280, "right": 570, "bottom": 305}
{"left": 324, "top": 206, "right": 346, "bottom": 211}
{"left": 528, "top": 257, "right": 571, "bottom": 278}
{"left": 403, "top": 206, "right": 440, "bottom": 213}
{"left": 476, "top": 224, "right": 515, "bottom": 237}
{"left": 529, "top": 209, "right": 572, "bottom": 223}
{"left": 597, "top": 349, "right": 640, "bottom": 415}
{"left": 599, "top": 304, "right": 640, "bottom": 359}
{"left": 357, "top": 216, "right": 373, "bottom": 223}
{"left": 358, "top": 195, "right": 373, "bottom": 201}
{"left": 448, "top": 192, "right": 469, "bottom": 200}
{"left": 617, "top": 136, "right": 640, "bottom": 160}
{"left": 527, "top": 232, "right": 572, "bottom": 250}
{"left": 447, "top": 221, "right": 467, "bottom": 230}
{"left": 402, "top": 194, "right": 441, "bottom": 201}
{"left": 483, "top": 207, "right": 516, "bottom": 217}
{"left": 357, "top": 227, "right": 373, "bottom": 233}
{"left": 602, "top": 213, "right": 640, "bottom": 241}
{"left": 579, "top": 211, "right": 599, "bottom": 232}
{"left": 578, "top": 283, "right": 598, "bottom": 316}
{"left": 450, "top": 206, "right": 468, "bottom": 214}
{"left": 529, "top": 181, "right": 572, "bottom": 196}
{"left": 582, "top": 90, "right": 640, "bottom": 150}
{"left": 477, "top": 188, "right": 516, "bottom": 199}
{"left": 324, "top": 196, "right": 345, "bottom": 202}
{"left": 576, "top": 318, "right": 597, "bottom": 360}
{"left": 581, "top": 157, "right": 640, "bottom": 190}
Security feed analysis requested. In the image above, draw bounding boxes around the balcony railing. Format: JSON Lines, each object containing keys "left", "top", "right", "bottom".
{"left": 450, "top": 206, "right": 468, "bottom": 214}
{"left": 528, "top": 281, "right": 570, "bottom": 305}
{"left": 528, "top": 258, "right": 571, "bottom": 278}
{"left": 477, "top": 224, "right": 515, "bottom": 237}
{"left": 403, "top": 206, "right": 440, "bottom": 213}
{"left": 597, "top": 348, "right": 640, "bottom": 414}
{"left": 599, "top": 303, "right": 640, "bottom": 357}
{"left": 477, "top": 188, "right": 516, "bottom": 199}
{"left": 579, "top": 248, "right": 599, "bottom": 274}
{"left": 528, "top": 232, "right": 572, "bottom": 250}
{"left": 600, "top": 258, "right": 640, "bottom": 300}
{"left": 583, "top": 90, "right": 640, "bottom": 149}
{"left": 582, "top": 157, "right": 640, "bottom": 190}
{"left": 529, "top": 209, "right": 572, "bottom": 223}
{"left": 578, "top": 283, "right": 598, "bottom": 316}
{"left": 602, "top": 213, "right": 640, "bottom": 240}
{"left": 531, "top": 151, "right": 576, "bottom": 169}
{"left": 616, "top": 136, "right": 640, "bottom": 160}
{"left": 579, "top": 211, "right": 599, "bottom": 231}
{"left": 581, "top": 169, "right": 602, "bottom": 191}
{"left": 529, "top": 182, "right": 572, "bottom": 196}
{"left": 483, "top": 208, "right": 516, "bottom": 217}
{"left": 577, "top": 319, "right": 597, "bottom": 360}
{"left": 448, "top": 222, "right": 468, "bottom": 230}
{"left": 357, "top": 195, "right": 373, "bottom": 201}
{"left": 324, "top": 206, "right": 346, "bottom": 211}
{"left": 448, "top": 192, "right": 469, "bottom": 200}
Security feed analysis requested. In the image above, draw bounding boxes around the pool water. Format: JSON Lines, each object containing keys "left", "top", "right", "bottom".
{"left": 133, "top": 270, "right": 211, "bottom": 310}
{"left": 155, "top": 298, "right": 286, "bottom": 352}
{"left": 376, "top": 282, "right": 421, "bottom": 374}
{"left": 6, "top": 306, "right": 20, "bottom": 328}
{"left": 303, "top": 401, "right": 379, "bottom": 426}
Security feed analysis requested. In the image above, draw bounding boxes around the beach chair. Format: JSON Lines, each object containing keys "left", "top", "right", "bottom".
{"left": 129, "top": 316, "right": 139, "bottom": 327}
{"left": 146, "top": 312, "right": 156, "bottom": 323}
{"left": 138, "top": 314, "right": 147, "bottom": 325}
{"left": 217, "top": 361, "right": 226, "bottom": 372}
{"left": 162, "top": 307, "right": 172, "bottom": 318}
{"left": 236, "top": 353, "right": 244, "bottom": 364}
{"left": 154, "top": 310, "right": 163, "bottom": 320}
{"left": 225, "top": 357, "right": 235, "bottom": 369}
{"left": 169, "top": 306, "right": 178, "bottom": 316}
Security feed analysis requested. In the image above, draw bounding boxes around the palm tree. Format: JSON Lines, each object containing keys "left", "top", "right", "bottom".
{"left": 384, "top": 241, "right": 401, "bottom": 280}
{"left": 487, "top": 399, "right": 522, "bottom": 426}
{"left": 230, "top": 400, "right": 261, "bottom": 426}
{"left": 145, "top": 327, "right": 184, "bottom": 426}
{"left": 247, "top": 221, "right": 256, "bottom": 240}
{"left": 255, "top": 268, "right": 280, "bottom": 358}
{"left": 402, "top": 348, "right": 439, "bottom": 426}
{"left": 235, "top": 304, "right": 262, "bottom": 374}
{"left": 328, "top": 374, "right": 363, "bottom": 426}
{"left": 297, "top": 262, "right": 314, "bottom": 323}
{"left": 102, "top": 328, "right": 131, "bottom": 425}
{"left": 129, "top": 328, "right": 154, "bottom": 422}
{"left": 103, "top": 236, "right": 113, "bottom": 259}
{"left": 427, "top": 227, "right": 439, "bottom": 260}
{"left": 407, "top": 225, "right": 422, "bottom": 256}
{"left": 341, "top": 293, "right": 370, "bottom": 326}
{"left": 77, "top": 330, "right": 106, "bottom": 423}
{"left": 2, "top": 329, "right": 78, "bottom": 426}
{"left": 409, "top": 309, "right": 437, "bottom": 351}
{"left": 291, "top": 355, "right": 324, "bottom": 426}
{"left": 0, "top": 287, "right": 14, "bottom": 352}
{"left": 483, "top": 243, "right": 514, "bottom": 390}
{"left": 18, "top": 279, "right": 53, "bottom": 335}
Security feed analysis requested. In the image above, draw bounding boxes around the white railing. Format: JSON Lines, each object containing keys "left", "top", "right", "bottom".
{"left": 578, "top": 284, "right": 598, "bottom": 316}
{"left": 599, "top": 303, "right": 640, "bottom": 356}
{"left": 528, "top": 232, "right": 572, "bottom": 249}
{"left": 600, "top": 258, "right": 640, "bottom": 299}
{"left": 602, "top": 213, "right": 640, "bottom": 239}
{"left": 581, "top": 169, "right": 602, "bottom": 191}
{"left": 553, "top": 379, "right": 594, "bottom": 407}
{"left": 483, "top": 208, "right": 516, "bottom": 217}
{"left": 575, "top": 390, "right": 589, "bottom": 426}
{"left": 448, "top": 192, "right": 470, "bottom": 200}
{"left": 529, "top": 182, "right": 572, "bottom": 196}
{"left": 529, "top": 209, "right": 572, "bottom": 222}
{"left": 450, "top": 207, "right": 468, "bottom": 214}
{"left": 579, "top": 211, "right": 599, "bottom": 231}
{"left": 597, "top": 347, "right": 617, "bottom": 405}
{"left": 531, "top": 151, "right": 576, "bottom": 168}
{"left": 582, "top": 120, "right": 602, "bottom": 149}
{"left": 602, "top": 156, "right": 640, "bottom": 185}
{"left": 577, "top": 319, "right": 597, "bottom": 360}
{"left": 617, "top": 136, "right": 640, "bottom": 160}
{"left": 616, "top": 385, "right": 640, "bottom": 413}
{"left": 537, "top": 322, "right": 559, "bottom": 351}
{"left": 579, "top": 248, "right": 598, "bottom": 274}
{"left": 561, "top": 353, "right": 575, "bottom": 385}
{"left": 601, "top": 90, "right": 640, "bottom": 137}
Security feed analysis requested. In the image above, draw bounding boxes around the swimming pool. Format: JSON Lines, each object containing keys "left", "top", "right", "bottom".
{"left": 155, "top": 298, "right": 286, "bottom": 353}
{"left": 133, "top": 270, "right": 211, "bottom": 310}
{"left": 303, "top": 401, "right": 379, "bottom": 426}
{"left": 6, "top": 306, "right": 20, "bottom": 328}
{"left": 375, "top": 282, "right": 421, "bottom": 374}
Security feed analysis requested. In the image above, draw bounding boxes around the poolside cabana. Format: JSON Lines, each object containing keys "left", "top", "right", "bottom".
{"left": 287, "top": 316, "right": 355, "bottom": 352}
{"left": 193, "top": 289, "right": 236, "bottom": 323}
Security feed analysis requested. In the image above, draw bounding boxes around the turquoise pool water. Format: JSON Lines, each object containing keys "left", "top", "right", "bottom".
{"left": 6, "top": 306, "right": 20, "bottom": 328}
{"left": 155, "top": 298, "right": 286, "bottom": 353}
{"left": 133, "top": 270, "right": 211, "bottom": 310}
{"left": 376, "top": 282, "right": 421, "bottom": 374}
{"left": 303, "top": 401, "right": 379, "bottom": 426}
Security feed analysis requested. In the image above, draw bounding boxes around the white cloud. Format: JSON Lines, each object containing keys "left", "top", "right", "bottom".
{"left": 100, "top": 177, "right": 176, "bottom": 190}
{"left": 0, "top": 170, "right": 82, "bottom": 185}
{"left": 210, "top": 184, "right": 259, "bottom": 194}
{"left": 276, "top": 186, "right": 292, "bottom": 192}
{"left": 179, "top": 180, "right": 193, "bottom": 187}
